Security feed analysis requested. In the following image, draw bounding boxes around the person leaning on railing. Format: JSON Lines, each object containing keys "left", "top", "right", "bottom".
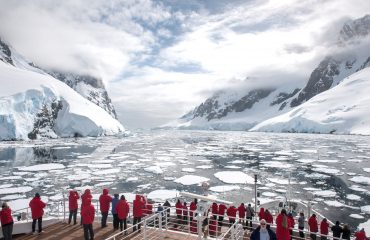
{"left": 0, "top": 202, "right": 14, "bottom": 240}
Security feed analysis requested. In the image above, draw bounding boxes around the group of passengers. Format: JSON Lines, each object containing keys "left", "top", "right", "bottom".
{"left": 0, "top": 190, "right": 369, "bottom": 240}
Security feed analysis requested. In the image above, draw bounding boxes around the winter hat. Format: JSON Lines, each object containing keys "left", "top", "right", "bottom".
{"left": 35, "top": 193, "right": 40, "bottom": 197}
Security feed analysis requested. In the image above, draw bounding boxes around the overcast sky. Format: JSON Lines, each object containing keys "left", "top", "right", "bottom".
{"left": 1, "top": 0, "right": 370, "bottom": 129}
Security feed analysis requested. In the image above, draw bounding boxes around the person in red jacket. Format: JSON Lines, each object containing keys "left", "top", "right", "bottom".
{"left": 355, "top": 228, "right": 368, "bottom": 240}
{"left": 259, "top": 207, "right": 265, "bottom": 220}
{"left": 133, "top": 194, "right": 145, "bottom": 232}
{"left": 226, "top": 205, "right": 237, "bottom": 225}
{"left": 99, "top": 188, "right": 112, "bottom": 228}
{"left": 116, "top": 195, "right": 129, "bottom": 234}
{"left": 81, "top": 198, "right": 95, "bottom": 240}
{"left": 68, "top": 190, "right": 79, "bottom": 225}
{"left": 0, "top": 202, "right": 14, "bottom": 240}
{"left": 175, "top": 199, "right": 183, "bottom": 227}
{"left": 29, "top": 193, "right": 46, "bottom": 234}
{"left": 81, "top": 189, "right": 92, "bottom": 225}
{"left": 189, "top": 198, "right": 197, "bottom": 222}
{"left": 211, "top": 202, "right": 219, "bottom": 220}
{"left": 320, "top": 218, "right": 329, "bottom": 240}
{"left": 265, "top": 209, "right": 273, "bottom": 226}
{"left": 218, "top": 203, "right": 227, "bottom": 227}
{"left": 276, "top": 209, "right": 290, "bottom": 240}
{"left": 238, "top": 203, "right": 246, "bottom": 225}
{"left": 308, "top": 214, "right": 318, "bottom": 240}
{"left": 182, "top": 202, "right": 189, "bottom": 224}
{"left": 287, "top": 212, "right": 295, "bottom": 240}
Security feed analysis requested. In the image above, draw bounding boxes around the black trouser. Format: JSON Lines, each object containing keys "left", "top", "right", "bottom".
{"left": 119, "top": 218, "right": 127, "bottom": 232}
{"left": 2, "top": 222, "right": 13, "bottom": 240}
{"left": 32, "top": 217, "right": 42, "bottom": 233}
{"left": 68, "top": 209, "right": 77, "bottom": 224}
{"left": 113, "top": 213, "right": 119, "bottom": 230}
{"left": 299, "top": 226, "right": 304, "bottom": 238}
{"left": 218, "top": 216, "right": 224, "bottom": 227}
{"left": 310, "top": 233, "right": 317, "bottom": 240}
{"left": 321, "top": 236, "right": 327, "bottom": 240}
{"left": 101, "top": 212, "right": 108, "bottom": 227}
{"left": 83, "top": 223, "right": 94, "bottom": 240}
{"left": 246, "top": 216, "right": 252, "bottom": 228}
{"left": 229, "top": 219, "right": 235, "bottom": 226}
{"left": 133, "top": 217, "right": 142, "bottom": 231}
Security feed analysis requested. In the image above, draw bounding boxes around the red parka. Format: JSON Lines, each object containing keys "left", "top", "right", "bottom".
{"left": 320, "top": 220, "right": 329, "bottom": 235}
{"left": 81, "top": 198, "right": 95, "bottom": 224}
{"left": 211, "top": 203, "right": 219, "bottom": 216}
{"left": 116, "top": 199, "right": 129, "bottom": 220}
{"left": 355, "top": 230, "right": 367, "bottom": 240}
{"left": 308, "top": 215, "right": 318, "bottom": 233}
{"left": 29, "top": 196, "right": 46, "bottom": 219}
{"left": 0, "top": 207, "right": 13, "bottom": 226}
{"left": 69, "top": 190, "right": 79, "bottom": 211}
{"left": 288, "top": 215, "right": 295, "bottom": 229}
{"left": 226, "top": 206, "right": 237, "bottom": 221}
{"left": 259, "top": 207, "right": 265, "bottom": 220}
{"left": 99, "top": 189, "right": 112, "bottom": 213}
{"left": 238, "top": 204, "right": 246, "bottom": 218}
{"left": 276, "top": 213, "right": 290, "bottom": 240}
{"left": 189, "top": 201, "right": 197, "bottom": 218}
{"left": 218, "top": 204, "right": 227, "bottom": 216}
{"left": 133, "top": 195, "right": 145, "bottom": 218}
{"left": 182, "top": 204, "right": 188, "bottom": 217}
{"left": 175, "top": 200, "right": 183, "bottom": 216}
{"left": 81, "top": 189, "right": 92, "bottom": 212}
{"left": 265, "top": 211, "right": 273, "bottom": 224}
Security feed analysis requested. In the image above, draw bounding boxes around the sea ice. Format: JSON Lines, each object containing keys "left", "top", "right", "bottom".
{"left": 144, "top": 166, "right": 163, "bottom": 174}
{"left": 196, "top": 165, "right": 213, "bottom": 169}
{"left": 0, "top": 184, "right": 13, "bottom": 189}
{"left": 91, "top": 169, "right": 120, "bottom": 175}
{"left": 262, "top": 192, "right": 278, "bottom": 197}
{"left": 349, "top": 214, "right": 364, "bottom": 219}
{"left": 214, "top": 171, "right": 254, "bottom": 184}
{"left": 181, "top": 168, "right": 196, "bottom": 173}
{"left": 358, "top": 219, "right": 370, "bottom": 234}
{"left": 148, "top": 189, "right": 179, "bottom": 201}
{"left": 313, "top": 190, "right": 336, "bottom": 197}
{"left": 364, "top": 168, "right": 370, "bottom": 173}
{"left": 0, "top": 187, "right": 33, "bottom": 195}
{"left": 360, "top": 205, "right": 370, "bottom": 214}
{"left": 349, "top": 176, "right": 370, "bottom": 185}
{"left": 209, "top": 185, "right": 240, "bottom": 192}
{"left": 174, "top": 175, "right": 210, "bottom": 186}
{"left": 347, "top": 194, "right": 361, "bottom": 201}
{"left": 325, "top": 200, "right": 344, "bottom": 207}
{"left": 261, "top": 161, "right": 293, "bottom": 169}
{"left": 18, "top": 163, "right": 65, "bottom": 171}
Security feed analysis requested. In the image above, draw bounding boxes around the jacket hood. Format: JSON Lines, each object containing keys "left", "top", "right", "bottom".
{"left": 84, "top": 189, "right": 91, "bottom": 195}
{"left": 103, "top": 189, "right": 109, "bottom": 195}
{"left": 135, "top": 194, "right": 141, "bottom": 201}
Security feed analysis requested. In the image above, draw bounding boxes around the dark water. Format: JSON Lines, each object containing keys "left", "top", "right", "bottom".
{"left": 0, "top": 130, "right": 369, "bottom": 229}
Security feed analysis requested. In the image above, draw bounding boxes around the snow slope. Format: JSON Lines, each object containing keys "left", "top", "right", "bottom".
{"left": 0, "top": 61, "right": 124, "bottom": 140}
{"left": 250, "top": 67, "right": 370, "bottom": 134}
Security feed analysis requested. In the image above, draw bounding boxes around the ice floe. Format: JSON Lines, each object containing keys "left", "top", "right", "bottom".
{"left": 214, "top": 171, "right": 254, "bottom": 184}
{"left": 360, "top": 205, "right": 370, "bottom": 214}
{"left": 313, "top": 190, "right": 336, "bottom": 197}
{"left": 92, "top": 169, "right": 120, "bottom": 175}
{"left": 18, "top": 163, "right": 65, "bottom": 171}
{"left": 349, "top": 214, "right": 364, "bottom": 219}
{"left": 364, "top": 168, "right": 370, "bottom": 173}
{"left": 181, "top": 168, "right": 196, "bottom": 173}
{"left": 347, "top": 194, "right": 361, "bottom": 201}
{"left": 325, "top": 200, "right": 344, "bottom": 207}
{"left": 349, "top": 176, "right": 370, "bottom": 185}
{"left": 0, "top": 187, "right": 33, "bottom": 195}
{"left": 174, "top": 175, "right": 210, "bottom": 186}
{"left": 196, "top": 165, "right": 213, "bottom": 169}
{"left": 148, "top": 189, "right": 179, "bottom": 201}
{"left": 209, "top": 185, "right": 240, "bottom": 192}
{"left": 144, "top": 166, "right": 163, "bottom": 174}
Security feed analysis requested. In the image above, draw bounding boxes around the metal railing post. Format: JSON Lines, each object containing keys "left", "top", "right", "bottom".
{"left": 26, "top": 208, "right": 29, "bottom": 222}
{"left": 63, "top": 191, "right": 66, "bottom": 222}
{"left": 143, "top": 218, "right": 147, "bottom": 239}
{"left": 159, "top": 213, "right": 163, "bottom": 239}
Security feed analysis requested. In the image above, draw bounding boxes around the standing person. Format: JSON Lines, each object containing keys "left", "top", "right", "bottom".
{"left": 259, "top": 207, "right": 265, "bottom": 221}
{"left": 226, "top": 205, "right": 237, "bottom": 225}
{"left": 211, "top": 202, "right": 219, "bottom": 220}
{"left": 238, "top": 203, "right": 246, "bottom": 225}
{"left": 116, "top": 195, "right": 129, "bottom": 234}
{"left": 81, "top": 198, "right": 95, "bottom": 240}
{"left": 133, "top": 194, "right": 145, "bottom": 232}
{"left": 355, "top": 228, "right": 368, "bottom": 240}
{"left": 189, "top": 199, "right": 197, "bottom": 222}
{"left": 246, "top": 203, "right": 255, "bottom": 229}
{"left": 308, "top": 214, "right": 318, "bottom": 240}
{"left": 182, "top": 202, "right": 189, "bottom": 225}
{"left": 298, "top": 212, "right": 305, "bottom": 239}
{"left": 342, "top": 224, "right": 351, "bottom": 240}
{"left": 251, "top": 219, "right": 277, "bottom": 240}
{"left": 175, "top": 199, "right": 183, "bottom": 227}
{"left": 81, "top": 189, "right": 92, "bottom": 225}
{"left": 156, "top": 203, "right": 164, "bottom": 227}
{"left": 111, "top": 194, "right": 119, "bottom": 230}
{"left": 276, "top": 209, "right": 290, "bottom": 240}
{"left": 99, "top": 188, "right": 112, "bottom": 228}
{"left": 265, "top": 209, "right": 273, "bottom": 226}
{"left": 287, "top": 212, "right": 295, "bottom": 239}
{"left": 320, "top": 218, "right": 329, "bottom": 240}
{"left": 29, "top": 193, "right": 46, "bottom": 234}
{"left": 68, "top": 190, "right": 79, "bottom": 225}
{"left": 0, "top": 202, "right": 14, "bottom": 240}
{"left": 218, "top": 203, "right": 227, "bottom": 228}
{"left": 331, "top": 221, "right": 343, "bottom": 239}
{"left": 163, "top": 200, "right": 171, "bottom": 224}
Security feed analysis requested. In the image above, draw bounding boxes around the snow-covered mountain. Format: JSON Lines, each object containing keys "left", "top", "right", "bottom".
{"left": 250, "top": 66, "right": 370, "bottom": 134}
{"left": 0, "top": 38, "right": 124, "bottom": 140}
{"left": 166, "top": 14, "right": 370, "bottom": 132}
